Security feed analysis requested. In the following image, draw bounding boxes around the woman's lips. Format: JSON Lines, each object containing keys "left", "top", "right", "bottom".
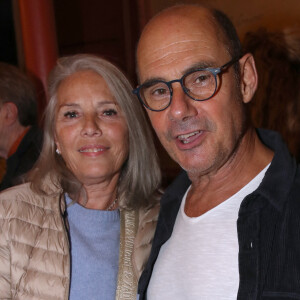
{"left": 78, "top": 145, "right": 108, "bottom": 154}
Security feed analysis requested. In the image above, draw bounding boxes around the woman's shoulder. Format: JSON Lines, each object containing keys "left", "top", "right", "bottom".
{"left": 0, "top": 182, "right": 32, "bottom": 200}
{"left": 0, "top": 183, "right": 40, "bottom": 223}
{"left": 0, "top": 179, "right": 62, "bottom": 214}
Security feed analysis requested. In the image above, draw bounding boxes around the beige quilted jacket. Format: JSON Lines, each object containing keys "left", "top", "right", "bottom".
{"left": 0, "top": 178, "right": 159, "bottom": 299}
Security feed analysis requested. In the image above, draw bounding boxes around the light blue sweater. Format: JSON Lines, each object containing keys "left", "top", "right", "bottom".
{"left": 66, "top": 194, "right": 120, "bottom": 300}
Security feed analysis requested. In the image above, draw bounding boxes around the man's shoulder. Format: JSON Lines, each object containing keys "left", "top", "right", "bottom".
{"left": 163, "top": 170, "right": 191, "bottom": 198}
{"left": 286, "top": 164, "right": 300, "bottom": 203}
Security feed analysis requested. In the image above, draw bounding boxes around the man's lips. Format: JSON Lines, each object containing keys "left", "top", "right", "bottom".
{"left": 177, "top": 130, "right": 202, "bottom": 144}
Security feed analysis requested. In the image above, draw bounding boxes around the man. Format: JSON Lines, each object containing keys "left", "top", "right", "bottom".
{"left": 0, "top": 62, "right": 42, "bottom": 190}
{"left": 134, "top": 4, "right": 300, "bottom": 300}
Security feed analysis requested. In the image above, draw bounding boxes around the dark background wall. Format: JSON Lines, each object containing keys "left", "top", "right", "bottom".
{"left": 53, "top": 0, "right": 140, "bottom": 83}
{"left": 0, "top": 0, "right": 17, "bottom": 65}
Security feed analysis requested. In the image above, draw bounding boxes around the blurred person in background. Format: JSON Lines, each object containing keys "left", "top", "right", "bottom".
{"left": 0, "top": 54, "right": 161, "bottom": 299}
{"left": 243, "top": 27, "right": 300, "bottom": 161}
{"left": 0, "top": 62, "right": 42, "bottom": 190}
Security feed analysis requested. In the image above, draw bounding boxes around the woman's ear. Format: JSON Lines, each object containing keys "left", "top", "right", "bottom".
{"left": 54, "top": 135, "right": 61, "bottom": 154}
{"left": 239, "top": 53, "right": 258, "bottom": 104}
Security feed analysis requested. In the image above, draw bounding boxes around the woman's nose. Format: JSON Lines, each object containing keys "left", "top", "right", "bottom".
{"left": 81, "top": 115, "right": 102, "bottom": 137}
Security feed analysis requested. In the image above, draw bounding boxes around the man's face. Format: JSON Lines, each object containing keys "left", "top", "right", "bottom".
{"left": 137, "top": 10, "right": 247, "bottom": 177}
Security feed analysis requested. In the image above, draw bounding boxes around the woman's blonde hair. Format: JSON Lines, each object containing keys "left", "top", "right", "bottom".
{"left": 29, "top": 54, "right": 161, "bottom": 209}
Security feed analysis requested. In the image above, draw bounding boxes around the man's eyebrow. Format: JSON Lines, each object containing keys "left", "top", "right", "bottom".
{"left": 140, "top": 77, "right": 166, "bottom": 87}
{"left": 183, "top": 61, "right": 216, "bottom": 74}
{"left": 140, "top": 61, "right": 217, "bottom": 86}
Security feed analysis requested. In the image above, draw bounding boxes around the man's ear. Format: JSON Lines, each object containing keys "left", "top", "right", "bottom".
{"left": 3, "top": 102, "right": 18, "bottom": 125}
{"left": 239, "top": 53, "right": 258, "bottom": 104}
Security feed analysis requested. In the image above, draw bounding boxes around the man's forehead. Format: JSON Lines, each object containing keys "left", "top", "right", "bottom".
{"left": 139, "top": 43, "right": 217, "bottom": 74}
{"left": 137, "top": 24, "right": 227, "bottom": 82}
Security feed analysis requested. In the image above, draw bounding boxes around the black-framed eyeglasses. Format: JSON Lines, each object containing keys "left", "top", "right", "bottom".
{"left": 133, "top": 57, "right": 240, "bottom": 112}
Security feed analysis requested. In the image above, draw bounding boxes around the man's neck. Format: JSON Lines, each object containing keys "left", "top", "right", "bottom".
{"left": 3, "top": 125, "right": 30, "bottom": 159}
{"left": 184, "top": 128, "right": 274, "bottom": 217}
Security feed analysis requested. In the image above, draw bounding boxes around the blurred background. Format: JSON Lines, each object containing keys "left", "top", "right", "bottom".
{"left": 1, "top": 0, "right": 299, "bottom": 184}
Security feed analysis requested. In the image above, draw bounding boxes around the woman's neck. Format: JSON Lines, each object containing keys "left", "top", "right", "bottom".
{"left": 79, "top": 175, "right": 119, "bottom": 210}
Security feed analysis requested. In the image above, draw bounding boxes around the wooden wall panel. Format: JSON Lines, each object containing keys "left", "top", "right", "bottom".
{"left": 53, "top": 0, "right": 139, "bottom": 82}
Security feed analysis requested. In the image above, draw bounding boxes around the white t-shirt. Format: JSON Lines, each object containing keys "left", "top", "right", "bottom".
{"left": 147, "top": 165, "right": 269, "bottom": 300}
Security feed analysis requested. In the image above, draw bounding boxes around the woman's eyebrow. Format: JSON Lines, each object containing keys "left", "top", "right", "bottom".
{"left": 57, "top": 103, "right": 80, "bottom": 109}
{"left": 96, "top": 100, "right": 117, "bottom": 105}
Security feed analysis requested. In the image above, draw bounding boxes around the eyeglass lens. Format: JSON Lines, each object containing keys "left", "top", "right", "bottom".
{"left": 140, "top": 69, "right": 217, "bottom": 111}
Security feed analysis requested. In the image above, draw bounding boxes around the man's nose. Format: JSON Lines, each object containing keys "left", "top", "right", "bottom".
{"left": 168, "top": 83, "right": 197, "bottom": 121}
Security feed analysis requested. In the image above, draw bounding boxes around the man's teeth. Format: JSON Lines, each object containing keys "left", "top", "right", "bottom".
{"left": 79, "top": 148, "right": 104, "bottom": 153}
{"left": 178, "top": 131, "right": 200, "bottom": 144}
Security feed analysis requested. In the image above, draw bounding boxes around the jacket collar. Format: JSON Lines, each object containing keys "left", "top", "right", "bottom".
{"left": 240, "top": 129, "right": 297, "bottom": 213}
{"left": 160, "top": 171, "right": 191, "bottom": 234}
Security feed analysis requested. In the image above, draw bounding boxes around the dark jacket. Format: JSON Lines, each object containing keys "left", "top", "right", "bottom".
{"left": 0, "top": 126, "right": 43, "bottom": 191}
{"left": 138, "top": 129, "right": 300, "bottom": 299}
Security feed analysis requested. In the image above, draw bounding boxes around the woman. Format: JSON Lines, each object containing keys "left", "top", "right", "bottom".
{"left": 0, "top": 54, "right": 161, "bottom": 299}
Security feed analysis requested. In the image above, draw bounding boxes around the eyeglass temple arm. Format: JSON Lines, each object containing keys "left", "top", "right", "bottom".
{"left": 221, "top": 56, "right": 241, "bottom": 71}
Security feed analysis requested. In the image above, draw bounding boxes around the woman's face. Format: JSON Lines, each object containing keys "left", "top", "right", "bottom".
{"left": 55, "top": 70, "right": 129, "bottom": 186}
